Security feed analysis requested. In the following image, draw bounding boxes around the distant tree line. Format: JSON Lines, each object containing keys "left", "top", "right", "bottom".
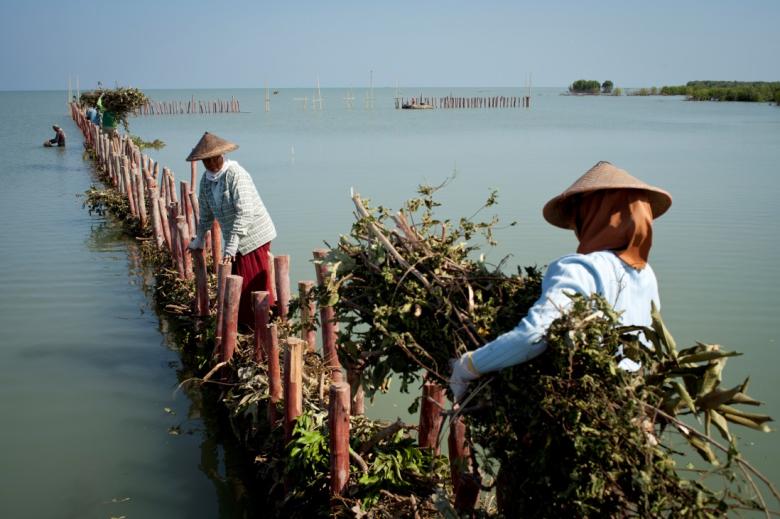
{"left": 633, "top": 81, "right": 780, "bottom": 104}
{"left": 569, "top": 79, "right": 618, "bottom": 95}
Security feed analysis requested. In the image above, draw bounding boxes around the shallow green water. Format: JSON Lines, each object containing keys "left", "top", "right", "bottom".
{"left": 1, "top": 88, "right": 778, "bottom": 516}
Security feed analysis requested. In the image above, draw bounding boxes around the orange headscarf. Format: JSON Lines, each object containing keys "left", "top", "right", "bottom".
{"left": 574, "top": 190, "right": 654, "bottom": 270}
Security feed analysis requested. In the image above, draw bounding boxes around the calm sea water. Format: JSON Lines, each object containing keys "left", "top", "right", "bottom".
{"left": 1, "top": 88, "right": 778, "bottom": 517}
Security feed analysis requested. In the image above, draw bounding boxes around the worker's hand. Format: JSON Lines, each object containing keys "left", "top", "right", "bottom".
{"left": 221, "top": 255, "right": 234, "bottom": 266}
{"left": 449, "top": 352, "right": 481, "bottom": 402}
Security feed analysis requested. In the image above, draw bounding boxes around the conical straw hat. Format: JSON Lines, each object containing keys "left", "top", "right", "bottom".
{"left": 542, "top": 161, "right": 672, "bottom": 229}
{"left": 186, "top": 132, "right": 239, "bottom": 161}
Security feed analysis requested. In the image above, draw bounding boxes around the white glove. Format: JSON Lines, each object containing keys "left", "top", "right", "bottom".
{"left": 449, "top": 352, "right": 481, "bottom": 402}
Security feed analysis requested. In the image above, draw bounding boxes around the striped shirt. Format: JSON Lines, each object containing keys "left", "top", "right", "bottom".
{"left": 193, "top": 160, "right": 276, "bottom": 256}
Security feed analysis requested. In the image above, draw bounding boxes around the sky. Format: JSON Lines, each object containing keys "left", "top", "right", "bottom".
{"left": 1, "top": 0, "right": 779, "bottom": 91}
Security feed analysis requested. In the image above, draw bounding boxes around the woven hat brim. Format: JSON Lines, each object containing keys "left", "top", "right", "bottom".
{"left": 186, "top": 142, "right": 238, "bottom": 161}
{"left": 543, "top": 185, "right": 672, "bottom": 229}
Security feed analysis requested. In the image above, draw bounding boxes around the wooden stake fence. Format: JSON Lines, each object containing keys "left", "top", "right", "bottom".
{"left": 395, "top": 94, "right": 531, "bottom": 109}
{"left": 134, "top": 96, "right": 241, "bottom": 116}
{"left": 70, "top": 101, "right": 480, "bottom": 514}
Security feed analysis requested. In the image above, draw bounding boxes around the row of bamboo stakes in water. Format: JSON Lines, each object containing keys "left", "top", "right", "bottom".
{"left": 134, "top": 96, "right": 241, "bottom": 116}
{"left": 69, "top": 102, "right": 480, "bottom": 513}
{"left": 395, "top": 95, "right": 531, "bottom": 109}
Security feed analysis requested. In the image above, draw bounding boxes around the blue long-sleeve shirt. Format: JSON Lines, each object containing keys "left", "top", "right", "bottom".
{"left": 470, "top": 251, "right": 660, "bottom": 374}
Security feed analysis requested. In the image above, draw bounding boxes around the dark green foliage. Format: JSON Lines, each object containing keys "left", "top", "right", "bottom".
{"left": 320, "top": 183, "right": 540, "bottom": 399}
{"left": 282, "top": 413, "right": 448, "bottom": 517}
{"left": 80, "top": 87, "right": 149, "bottom": 130}
{"left": 601, "top": 80, "right": 614, "bottom": 94}
{"left": 570, "top": 79, "right": 601, "bottom": 94}
{"left": 130, "top": 134, "right": 165, "bottom": 150}
{"left": 469, "top": 294, "right": 775, "bottom": 517}
{"left": 655, "top": 81, "right": 780, "bottom": 103}
{"left": 322, "top": 186, "right": 777, "bottom": 516}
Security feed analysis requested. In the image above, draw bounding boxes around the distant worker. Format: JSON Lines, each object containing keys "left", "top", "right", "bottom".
{"left": 44, "top": 125, "right": 66, "bottom": 147}
{"left": 187, "top": 132, "right": 277, "bottom": 328}
{"left": 86, "top": 106, "right": 100, "bottom": 125}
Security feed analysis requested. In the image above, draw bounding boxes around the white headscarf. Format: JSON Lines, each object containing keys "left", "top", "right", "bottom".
{"left": 205, "top": 158, "right": 232, "bottom": 182}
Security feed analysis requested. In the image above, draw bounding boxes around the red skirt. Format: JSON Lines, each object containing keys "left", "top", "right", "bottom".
{"left": 232, "top": 242, "right": 275, "bottom": 328}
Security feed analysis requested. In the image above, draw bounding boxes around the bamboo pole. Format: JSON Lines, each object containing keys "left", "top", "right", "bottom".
{"left": 267, "top": 323, "right": 282, "bottom": 424}
{"left": 180, "top": 181, "right": 195, "bottom": 237}
{"left": 193, "top": 247, "right": 210, "bottom": 317}
{"left": 268, "top": 253, "right": 277, "bottom": 303}
{"left": 329, "top": 382, "right": 350, "bottom": 497}
{"left": 135, "top": 167, "right": 147, "bottom": 228}
{"left": 347, "top": 368, "right": 365, "bottom": 416}
{"left": 211, "top": 220, "right": 222, "bottom": 269}
{"left": 220, "top": 274, "right": 243, "bottom": 365}
{"left": 189, "top": 188, "right": 200, "bottom": 229}
{"left": 273, "top": 255, "right": 291, "bottom": 319}
{"left": 150, "top": 191, "right": 164, "bottom": 248}
{"left": 298, "top": 280, "right": 317, "bottom": 352}
{"left": 215, "top": 263, "right": 230, "bottom": 352}
{"left": 313, "top": 249, "right": 342, "bottom": 383}
{"left": 122, "top": 157, "right": 137, "bottom": 217}
{"left": 252, "top": 291, "right": 270, "bottom": 363}
{"left": 419, "top": 382, "right": 445, "bottom": 454}
{"left": 448, "top": 416, "right": 480, "bottom": 513}
{"left": 177, "top": 217, "right": 193, "bottom": 281}
{"left": 169, "top": 205, "right": 185, "bottom": 278}
{"left": 157, "top": 197, "right": 173, "bottom": 252}
{"left": 284, "top": 338, "right": 305, "bottom": 442}
{"left": 190, "top": 160, "right": 197, "bottom": 191}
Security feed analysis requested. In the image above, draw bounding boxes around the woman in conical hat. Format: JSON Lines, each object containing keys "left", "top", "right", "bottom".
{"left": 187, "top": 132, "right": 277, "bottom": 326}
{"left": 449, "top": 161, "right": 672, "bottom": 400}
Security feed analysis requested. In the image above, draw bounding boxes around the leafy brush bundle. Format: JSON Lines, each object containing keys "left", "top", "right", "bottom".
{"left": 470, "top": 294, "right": 777, "bottom": 517}
{"left": 320, "top": 183, "right": 541, "bottom": 399}
{"left": 80, "top": 87, "right": 149, "bottom": 130}
{"left": 319, "top": 184, "right": 777, "bottom": 516}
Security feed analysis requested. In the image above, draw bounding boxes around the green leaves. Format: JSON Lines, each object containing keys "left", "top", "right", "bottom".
{"left": 469, "top": 294, "right": 775, "bottom": 517}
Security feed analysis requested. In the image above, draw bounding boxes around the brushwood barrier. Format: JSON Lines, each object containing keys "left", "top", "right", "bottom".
{"left": 69, "top": 102, "right": 779, "bottom": 517}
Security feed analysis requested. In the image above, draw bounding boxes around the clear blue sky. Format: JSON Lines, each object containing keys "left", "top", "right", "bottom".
{"left": 1, "top": 0, "right": 778, "bottom": 90}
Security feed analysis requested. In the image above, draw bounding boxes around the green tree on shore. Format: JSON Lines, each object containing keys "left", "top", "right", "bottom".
{"left": 601, "top": 80, "right": 613, "bottom": 94}
{"left": 569, "top": 79, "right": 601, "bottom": 94}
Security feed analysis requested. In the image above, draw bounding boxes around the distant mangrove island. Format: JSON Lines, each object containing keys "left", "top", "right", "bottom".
{"left": 568, "top": 79, "right": 780, "bottom": 105}
{"left": 636, "top": 80, "right": 780, "bottom": 104}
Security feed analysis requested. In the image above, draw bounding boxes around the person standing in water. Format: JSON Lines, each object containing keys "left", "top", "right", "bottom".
{"left": 187, "top": 132, "right": 277, "bottom": 328}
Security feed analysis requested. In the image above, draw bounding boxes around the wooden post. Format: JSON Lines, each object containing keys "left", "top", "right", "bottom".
{"left": 150, "top": 191, "right": 165, "bottom": 248}
{"left": 157, "top": 197, "right": 173, "bottom": 252}
{"left": 169, "top": 205, "right": 185, "bottom": 278}
{"left": 329, "top": 382, "right": 350, "bottom": 497}
{"left": 284, "top": 338, "right": 304, "bottom": 442}
{"left": 418, "top": 382, "right": 445, "bottom": 454}
{"left": 135, "top": 167, "right": 147, "bottom": 228}
{"left": 268, "top": 253, "right": 277, "bottom": 302}
{"left": 448, "top": 417, "right": 480, "bottom": 513}
{"left": 273, "top": 255, "right": 291, "bottom": 319}
{"left": 177, "top": 216, "right": 193, "bottom": 279}
{"left": 347, "top": 368, "right": 365, "bottom": 416}
{"left": 193, "top": 247, "right": 210, "bottom": 317}
{"left": 252, "top": 291, "right": 270, "bottom": 363}
{"left": 189, "top": 189, "right": 200, "bottom": 229}
{"left": 211, "top": 220, "right": 222, "bottom": 269}
{"left": 313, "top": 249, "right": 342, "bottom": 383}
{"left": 122, "top": 158, "right": 137, "bottom": 217}
{"left": 298, "top": 280, "right": 317, "bottom": 352}
{"left": 181, "top": 181, "right": 195, "bottom": 237}
{"left": 220, "top": 274, "right": 243, "bottom": 364}
{"left": 215, "top": 263, "right": 230, "bottom": 352}
{"left": 267, "top": 323, "right": 282, "bottom": 424}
